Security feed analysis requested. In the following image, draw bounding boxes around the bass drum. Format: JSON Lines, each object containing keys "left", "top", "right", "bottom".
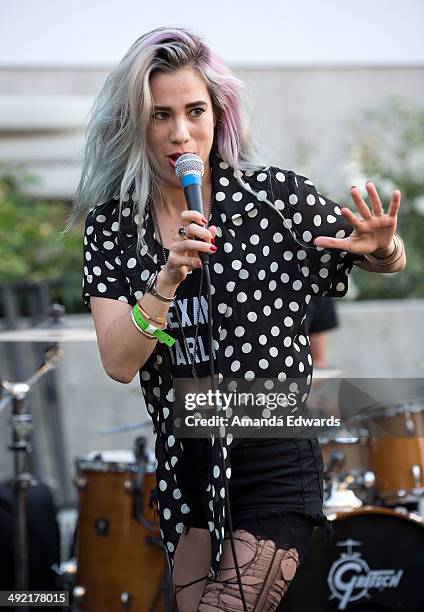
{"left": 280, "top": 507, "right": 424, "bottom": 611}
{"left": 72, "top": 450, "right": 168, "bottom": 611}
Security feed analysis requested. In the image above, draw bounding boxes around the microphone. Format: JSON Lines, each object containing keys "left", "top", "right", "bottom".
{"left": 175, "top": 153, "right": 209, "bottom": 265}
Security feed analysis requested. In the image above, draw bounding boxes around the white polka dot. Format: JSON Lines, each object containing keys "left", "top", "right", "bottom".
{"left": 175, "top": 523, "right": 184, "bottom": 533}
{"left": 163, "top": 508, "right": 171, "bottom": 520}
{"left": 263, "top": 305, "right": 271, "bottom": 316}
{"left": 271, "top": 326, "right": 280, "bottom": 336}
{"left": 237, "top": 292, "right": 247, "bottom": 303}
{"left": 269, "top": 347, "right": 279, "bottom": 357}
{"left": 269, "top": 280, "right": 277, "bottom": 291}
{"left": 276, "top": 172, "right": 285, "bottom": 182}
{"left": 289, "top": 194, "right": 298, "bottom": 205}
{"left": 319, "top": 268, "right": 329, "bottom": 278}
{"left": 214, "top": 263, "right": 224, "bottom": 274}
{"left": 246, "top": 253, "right": 256, "bottom": 264}
{"left": 260, "top": 218, "right": 269, "bottom": 230}
{"left": 289, "top": 301, "right": 299, "bottom": 312}
{"left": 293, "top": 212, "right": 302, "bottom": 224}
{"left": 97, "top": 283, "right": 107, "bottom": 293}
{"left": 336, "top": 282, "right": 346, "bottom": 292}
{"left": 257, "top": 172, "right": 267, "bottom": 182}
{"left": 181, "top": 504, "right": 190, "bottom": 514}
{"left": 159, "top": 480, "right": 167, "bottom": 491}
{"left": 313, "top": 215, "right": 322, "bottom": 227}
{"left": 274, "top": 298, "right": 283, "bottom": 308}
{"left": 127, "top": 257, "right": 137, "bottom": 269}
{"left": 250, "top": 234, "right": 260, "bottom": 245}
{"left": 231, "top": 361, "right": 241, "bottom": 372}
{"left": 223, "top": 242, "right": 233, "bottom": 253}
{"left": 306, "top": 194, "right": 316, "bottom": 206}
{"left": 263, "top": 245, "right": 270, "bottom": 256}
{"left": 247, "top": 311, "right": 257, "bottom": 322}
{"left": 273, "top": 233, "right": 283, "bottom": 243}
{"left": 285, "top": 356, "right": 294, "bottom": 367}
{"left": 219, "top": 161, "right": 229, "bottom": 169}
{"left": 327, "top": 215, "right": 337, "bottom": 223}
{"left": 336, "top": 230, "right": 346, "bottom": 239}
{"left": 93, "top": 266, "right": 102, "bottom": 276}
{"left": 259, "top": 334, "right": 267, "bottom": 345}
{"left": 96, "top": 214, "right": 106, "bottom": 223}
{"left": 232, "top": 260, "right": 242, "bottom": 270}
{"left": 216, "top": 192, "right": 225, "bottom": 201}
{"left": 220, "top": 177, "right": 229, "bottom": 186}
{"left": 234, "top": 326, "right": 245, "bottom": 336}
{"left": 284, "top": 316, "right": 294, "bottom": 327}
{"left": 242, "top": 343, "right": 252, "bottom": 353}
{"left": 259, "top": 359, "right": 269, "bottom": 369}
{"left": 303, "top": 231, "right": 312, "bottom": 242}
{"left": 213, "top": 465, "right": 220, "bottom": 478}
{"left": 168, "top": 435, "right": 175, "bottom": 447}
{"left": 275, "top": 199, "right": 285, "bottom": 210}
{"left": 224, "top": 346, "right": 234, "bottom": 358}
{"left": 122, "top": 208, "right": 131, "bottom": 217}
{"left": 283, "top": 251, "right": 293, "bottom": 261}
{"left": 257, "top": 190, "right": 267, "bottom": 201}
{"left": 232, "top": 192, "right": 243, "bottom": 201}
{"left": 103, "top": 241, "right": 114, "bottom": 250}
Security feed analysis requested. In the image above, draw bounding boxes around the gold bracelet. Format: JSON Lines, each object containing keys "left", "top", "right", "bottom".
{"left": 137, "top": 302, "right": 167, "bottom": 327}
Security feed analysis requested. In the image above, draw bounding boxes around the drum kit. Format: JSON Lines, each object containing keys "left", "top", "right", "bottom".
{"left": 1, "top": 320, "right": 424, "bottom": 611}
{"left": 0, "top": 320, "right": 174, "bottom": 611}
{"left": 280, "top": 375, "right": 424, "bottom": 611}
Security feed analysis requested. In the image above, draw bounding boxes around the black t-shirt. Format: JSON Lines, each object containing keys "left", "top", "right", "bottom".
{"left": 158, "top": 245, "right": 216, "bottom": 378}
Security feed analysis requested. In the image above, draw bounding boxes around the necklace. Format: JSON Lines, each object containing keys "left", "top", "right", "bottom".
{"left": 149, "top": 199, "right": 213, "bottom": 388}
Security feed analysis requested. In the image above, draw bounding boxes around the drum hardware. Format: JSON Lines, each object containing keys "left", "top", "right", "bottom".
{"left": 411, "top": 463, "right": 421, "bottom": 488}
{"left": 0, "top": 344, "right": 63, "bottom": 599}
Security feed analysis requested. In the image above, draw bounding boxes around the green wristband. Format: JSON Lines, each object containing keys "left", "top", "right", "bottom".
{"left": 132, "top": 305, "right": 175, "bottom": 347}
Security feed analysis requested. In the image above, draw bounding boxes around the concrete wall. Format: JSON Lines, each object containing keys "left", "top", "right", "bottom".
{"left": 0, "top": 65, "right": 423, "bottom": 198}
{"left": 1, "top": 299, "right": 423, "bottom": 506}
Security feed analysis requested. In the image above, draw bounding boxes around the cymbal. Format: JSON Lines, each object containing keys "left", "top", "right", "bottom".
{"left": 0, "top": 327, "right": 97, "bottom": 343}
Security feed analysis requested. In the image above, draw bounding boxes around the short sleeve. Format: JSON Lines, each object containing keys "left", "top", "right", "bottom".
{"left": 82, "top": 204, "right": 133, "bottom": 310}
{"left": 268, "top": 168, "right": 364, "bottom": 297}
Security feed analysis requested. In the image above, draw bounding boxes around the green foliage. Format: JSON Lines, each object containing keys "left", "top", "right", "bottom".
{"left": 345, "top": 97, "right": 424, "bottom": 299}
{"left": 0, "top": 165, "right": 84, "bottom": 312}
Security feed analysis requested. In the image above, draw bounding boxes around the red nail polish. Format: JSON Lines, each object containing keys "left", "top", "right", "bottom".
{"left": 210, "top": 245, "right": 218, "bottom": 251}
{"left": 211, "top": 237, "right": 216, "bottom": 244}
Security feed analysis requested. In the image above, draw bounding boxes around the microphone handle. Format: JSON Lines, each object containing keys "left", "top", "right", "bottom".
{"left": 183, "top": 183, "right": 210, "bottom": 265}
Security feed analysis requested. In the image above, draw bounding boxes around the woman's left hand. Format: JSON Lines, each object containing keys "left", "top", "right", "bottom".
{"left": 313, "top": 181, "right": 401, "bottom": 255}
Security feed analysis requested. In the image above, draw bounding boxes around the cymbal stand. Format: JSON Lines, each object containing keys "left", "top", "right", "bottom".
{"left": 1, "top": 344, "right": 63, "bottom": 598}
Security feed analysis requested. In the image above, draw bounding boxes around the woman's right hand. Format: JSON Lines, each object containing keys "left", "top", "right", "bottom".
{"left": 160, "top": 210, "right": 217, "bottom": 286}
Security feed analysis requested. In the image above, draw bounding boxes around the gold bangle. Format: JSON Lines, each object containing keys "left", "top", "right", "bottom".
{"left": 137, "top": 302, "right": 167, "bottom": 327}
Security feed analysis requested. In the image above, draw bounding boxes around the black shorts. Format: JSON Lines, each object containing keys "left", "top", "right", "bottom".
{"left": 175, "top": 436, "right": 331, "bottom": 562}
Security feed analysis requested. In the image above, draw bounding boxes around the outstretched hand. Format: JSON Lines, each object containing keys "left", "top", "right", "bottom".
{"left": 313, "top": 181, "right": 401, "bottom": 255}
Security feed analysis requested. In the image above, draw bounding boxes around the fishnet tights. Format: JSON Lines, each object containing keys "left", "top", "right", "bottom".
{"left": 172, "top": 528, "right": 299, "bottom": 611}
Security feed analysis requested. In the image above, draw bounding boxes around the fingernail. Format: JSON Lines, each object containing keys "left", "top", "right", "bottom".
{"left": 211, "top": 237, "right": 216, "bottom": 244}
{"left": 202, "top": 216, "right": 208, "bottom": 224}
{"left": 210, "top": 245, "right": 218, "bottom": 251}
{"left": 351, "top": 186, "right": 356, "bottom": 190}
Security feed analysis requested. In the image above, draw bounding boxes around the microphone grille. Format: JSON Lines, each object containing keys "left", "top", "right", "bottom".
{"left": 175, "top": 153, "right": 204, "bottom": 178}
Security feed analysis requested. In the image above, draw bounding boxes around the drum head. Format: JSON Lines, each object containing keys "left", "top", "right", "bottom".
{"left": 280, "top": 507, "right": 424, "bottom": 611}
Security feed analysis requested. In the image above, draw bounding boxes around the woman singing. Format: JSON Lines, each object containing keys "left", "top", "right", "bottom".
{"left": 73, "top": 27, "right": 406, "bottom": 611}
